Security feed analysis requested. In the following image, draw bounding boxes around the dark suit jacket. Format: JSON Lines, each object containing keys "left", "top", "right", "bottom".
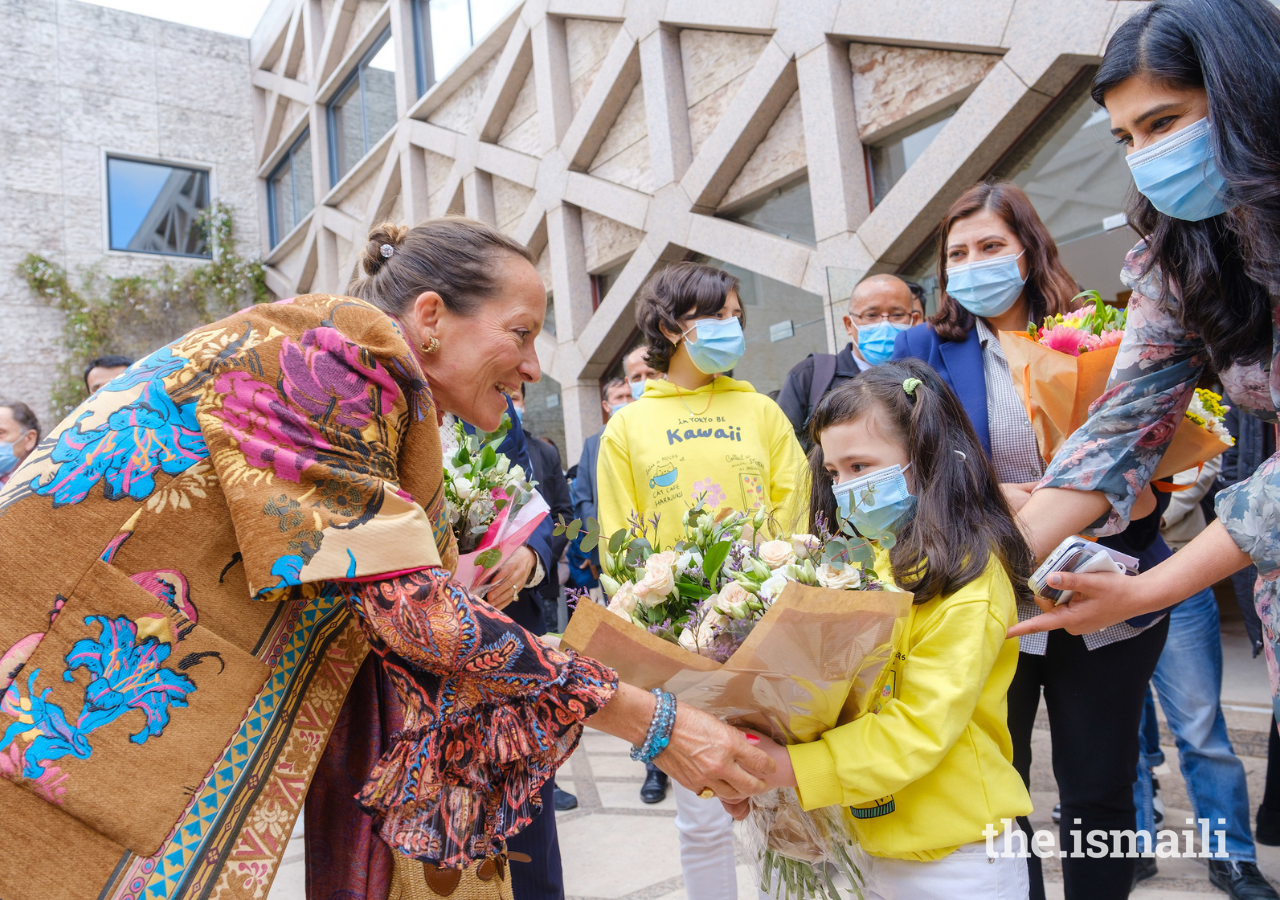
{"left": 462, "top": 400, "right": 553, "bottom": 578}
{"left": 776, "top": 344, "right": 864, "bottom": 445}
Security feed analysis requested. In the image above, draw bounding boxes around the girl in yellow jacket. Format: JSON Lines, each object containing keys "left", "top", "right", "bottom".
{"left": 728, "top": 359, "right": 1034, "bottom": 899}
{"left": 598, "top": 261, "right": 806, "bottom": 900}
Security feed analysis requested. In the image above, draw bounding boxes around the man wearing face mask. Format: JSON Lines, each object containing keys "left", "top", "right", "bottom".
{"left": 776, "top": 274, "right": 920, "bottom": 445}
{"left": 0, "top": 401, "right": 39, "bottom": 488}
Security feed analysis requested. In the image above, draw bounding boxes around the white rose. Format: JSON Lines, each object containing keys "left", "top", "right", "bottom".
{"left": 759, "top": 540, "right": 795, "bottom": 569}
{"left": 495, "top": 455, "right": 511, "bottom": 475}
{"left": 453, "top": 477, "right": 474, "bottom": 501}
{"left": 676, "top": 550, "right": 699, "bottom": 576}
{"left": 694, "top": 607, "right": 726, "bottom": 654}
{"left": 607, "top": 581, "right": 639, "bottom": 619}
{"left": 678, "top": 627, "right": 700, "bottom": 653}
{"left": 508, "top": 465, "right": 526, "bottom": 484}
{"left": 635, "top": 552, "right": 677, "bottom": 605}
{"left": 816, "top": 562, "right": 862, "bottom": 591}
{"left": 759, "top": 572, "right": 791, "bottom": 604}
{"left": 790, "top": 533, "right": 820, "bottom": 560}
{"left": 716, "top": 582, "right": 753, "bottom": 619}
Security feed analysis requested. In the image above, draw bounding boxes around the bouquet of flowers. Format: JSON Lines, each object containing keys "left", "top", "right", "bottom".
{"left": 441, "top": 415, "right": 549, "bottom": 592}
{"left": 559, "top": 503, "right": 909, "bottom": 900}
{"left": 997, "top": 291, "right": 1231, "bottom": 480}
{"left": 1186, "top": 388, "right": 1233, "bottom": 445}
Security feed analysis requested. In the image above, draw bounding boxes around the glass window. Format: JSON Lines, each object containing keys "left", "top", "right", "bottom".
{"left": 998, "top": 70, "right": 1137, "bottom": 302}
{"left": 899, "top": 70, "right": 1138, "bottom": 306}
{"left": 413, "top": 0, "right": 518, "bottom": 95}
{"left": 718, "top": 177, "right": 816, "bottom": 247}
{"left": 692, "top": 256, "right": 826, "bottom": 395}
{"left": 867, "top": 106, "right": 957, "bottom": 207}
{"left": 267, "top": 131, "right": 314, "bottom": 246}
{"left": 106, "top": 156, "right": 211, "bottom": 257}
{"left": 327, "top": 30, "right": 399, "bottom": 184}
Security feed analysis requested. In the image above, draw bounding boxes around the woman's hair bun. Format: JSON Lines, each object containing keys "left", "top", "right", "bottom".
{"left": 361, "top": 222, "right": 410, "bottom": 276}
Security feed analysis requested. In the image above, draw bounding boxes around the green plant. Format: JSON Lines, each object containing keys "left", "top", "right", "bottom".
{"left": 19, "top": 202, "right": 271, "bottom": 417}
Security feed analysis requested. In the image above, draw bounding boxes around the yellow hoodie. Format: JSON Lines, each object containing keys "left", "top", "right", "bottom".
{"left": 596, "top": 375, "right": 806, "bottom": 548}
{"left": 788, "top": 548, "right": 1032, "bottom": 861}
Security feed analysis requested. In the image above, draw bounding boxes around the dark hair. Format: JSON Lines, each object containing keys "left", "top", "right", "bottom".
{"left": 931, "top": 182, "right": 1080, "bottom": 342}
{"left": 902, "top": 279, "right": 927, "bottom": 314}
{"left": 805, "top": 360, "right": 1033, "bottom": 606}
{"left": 1092, "top": 0, "right": 1280, "bottom": 371}
{"left": 83, "top": 355, "right": 134, "bottom": 387}
{"left": 0, "top": 400, "right": 41, "bottom": 443}
{"left": 601, "top": 377, "right": 628, "bottom": 399}
{"left": 635, "top": 262, "right": 743, "bottom": 372}
{"left": 348, "top": 217, "right": 536, "bottom": 318}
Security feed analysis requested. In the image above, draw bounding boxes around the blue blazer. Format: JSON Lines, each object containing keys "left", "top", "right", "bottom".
{"left": 892, "top": 323, "right": 992, "bottom": 457}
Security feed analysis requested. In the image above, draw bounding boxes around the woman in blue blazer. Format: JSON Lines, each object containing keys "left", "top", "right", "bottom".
{"left": 891, "top": 182, "right": 1170, "bottom": 900}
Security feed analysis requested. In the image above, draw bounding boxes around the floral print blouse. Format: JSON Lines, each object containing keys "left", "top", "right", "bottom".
{"left": 1039, "top": 241, "right": 1280, "bottom": 580}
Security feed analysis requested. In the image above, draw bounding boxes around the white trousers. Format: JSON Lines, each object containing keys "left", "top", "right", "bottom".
{"left": 673, "top": 781, "right": 768, "bottom": 900}
{"left": 864, "top": 839, "right": 1029, "bottom": 900}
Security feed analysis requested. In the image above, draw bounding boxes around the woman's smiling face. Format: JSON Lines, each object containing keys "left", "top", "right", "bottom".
{"left": 413, "top": 253, "right": 546, "bottom": 431}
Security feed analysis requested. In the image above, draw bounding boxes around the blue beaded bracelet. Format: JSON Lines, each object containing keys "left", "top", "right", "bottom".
{"left": 630, "top": 689, "right": 677, "bottom": 763}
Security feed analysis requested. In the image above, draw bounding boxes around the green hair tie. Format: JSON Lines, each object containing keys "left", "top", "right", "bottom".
{"left": 902, "top": 377, "right": 923, "bottom": 396}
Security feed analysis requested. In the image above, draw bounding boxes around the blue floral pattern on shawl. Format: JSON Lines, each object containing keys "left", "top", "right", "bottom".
{"left": 26, "top": 348, "right": 205, "bottom": 506}
{"left": 1040, "top": 240, "right": 1280, "bottom": 578}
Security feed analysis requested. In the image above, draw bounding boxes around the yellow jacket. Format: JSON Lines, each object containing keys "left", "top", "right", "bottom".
{"left": 596, "top": 375, "right": 807, "bottom": 549}
{"left": 788, "top": 548, "right": 1032, "bottom": 860}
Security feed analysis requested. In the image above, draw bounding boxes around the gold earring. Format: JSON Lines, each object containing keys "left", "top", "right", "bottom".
{"left": 423, "top": 335, "right": 440, "bottom": 354}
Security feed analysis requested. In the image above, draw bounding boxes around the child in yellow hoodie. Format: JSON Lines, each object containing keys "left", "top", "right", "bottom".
{"left": 727, "top": 359, "right": 1034, "bottom": 899}
{"left": 597, "top": 261, "right": 806, "bottom": 900}
{"left": 597, "top": 262, "right": 807, "bottom": 549}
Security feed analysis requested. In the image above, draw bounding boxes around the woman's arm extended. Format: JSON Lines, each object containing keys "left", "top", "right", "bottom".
{"left": 1008, "top": 519, "right": 1250, "bottom": 637}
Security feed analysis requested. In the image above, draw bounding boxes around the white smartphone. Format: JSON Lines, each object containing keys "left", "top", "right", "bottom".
{"left": 1029, "top": 536, "right": 1139, "bottom": 605}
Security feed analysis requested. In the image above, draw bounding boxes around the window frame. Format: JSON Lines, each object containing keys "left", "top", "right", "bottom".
{"left": 326, "top": 28, "right": 395, "bottom": 186}
{"left": 102, "top": 151, "right": 215, "bottom": 260}
{"left": 266, "top": 129, "right": 313, "bottom": 247}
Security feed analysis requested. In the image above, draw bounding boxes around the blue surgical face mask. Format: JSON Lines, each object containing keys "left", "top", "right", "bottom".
{"left": 946, "top": 252, "right": 1026, "bottom": 319}
{"left": 1127, "top": 118, "right": 1227, "bottom": 222}
{"left": 511, "top": 406, "right": 523, "bottom": 425}
{"left": 0, "top": 440, "right": 17, "bottom": 477}
{"left": 609, "top": 403, "right": 628, "bottom": 415}
{"left": 832, "top": 463, "right": 916, "bottom": 547}
{"left": 856, "top": 321, "right": 910, "bottom": 366}
{"left": 682, "top": 317, "right": 745, "bottom": 375}
{"left": 630, "top": 380, "right": 645, "bottom": 400}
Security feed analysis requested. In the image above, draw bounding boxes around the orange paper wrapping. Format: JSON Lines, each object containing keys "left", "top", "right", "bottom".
{"left": 997, "top": 330, "right": 1229, "bottom": 483}
{"left": 562, "top": 582, "right": 912, "bottom": 743}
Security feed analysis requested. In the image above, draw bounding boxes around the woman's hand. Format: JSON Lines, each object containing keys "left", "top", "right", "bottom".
{"left": 483, "top": 545, "right": 536, "bottom": 610}
{"left": 1001, "top": 482, "right": 1037, "bottom": 514}
{"left": 585, "top": 683, "right": 775, "bottom": 801}
{"left": 1008, "top": 569, "right": 1160, "bottom": 637}
{"left": 1008, "top": 520, "right": 1252, "bottom": 639}
{"left": 654, "top": 705, "right": 777, "bottom": 802}
{"left": 719, "top": 730, "right": 796, "bottom": 821}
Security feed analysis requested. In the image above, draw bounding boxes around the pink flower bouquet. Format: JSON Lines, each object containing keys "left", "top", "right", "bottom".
{"left": 997, "top": 294, "right": 1131, "bottom": 465}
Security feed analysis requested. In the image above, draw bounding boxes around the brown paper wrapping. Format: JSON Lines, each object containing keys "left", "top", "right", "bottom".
{"left": 998, "top": 330, "right": 1229, "bottom": 482}
{"left": 563, "top": 582, "right": 912, "bottom": 743}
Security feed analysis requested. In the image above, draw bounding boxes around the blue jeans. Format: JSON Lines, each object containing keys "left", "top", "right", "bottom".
{"left": 1133, "top": 586, "right": 1256, "bottom": 861}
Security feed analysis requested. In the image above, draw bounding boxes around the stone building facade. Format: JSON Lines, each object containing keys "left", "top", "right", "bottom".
{"left": 0, "top": 0, "right": 259, "bottom": 426}
{"left": 246, "top": 0, "right": 1147, "bottom": 463}
{"left": 1, "top": 0, "right": 1149, "bottom": 464}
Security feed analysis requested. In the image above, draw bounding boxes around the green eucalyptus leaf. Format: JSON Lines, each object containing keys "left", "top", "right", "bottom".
{"left": 475, "top": 547, "right": 503, "bottom": 570}
{"left": 608, "top": 528, "right": 627, "bottom": 554}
